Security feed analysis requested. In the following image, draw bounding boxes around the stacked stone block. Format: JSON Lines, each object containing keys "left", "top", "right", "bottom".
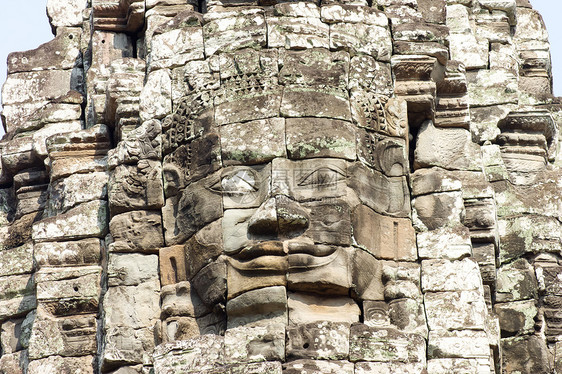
{"left": 0, "top": 0, "right": 561, "bottom": 373}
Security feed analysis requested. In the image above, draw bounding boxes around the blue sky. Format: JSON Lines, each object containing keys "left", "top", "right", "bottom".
{"left": 0, "top": 0, "right": 561, "bottom": 126}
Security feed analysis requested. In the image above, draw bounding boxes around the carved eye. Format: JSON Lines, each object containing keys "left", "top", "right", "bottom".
{"left": 297, "top": 167, "right": 345, "bottom": 189}
{"left": 220, "top": 169, "right": 258, "bottom": 195}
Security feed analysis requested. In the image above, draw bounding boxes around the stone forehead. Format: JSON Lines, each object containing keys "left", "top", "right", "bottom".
{"left": 0, "top": 0, "right": 560, "bottom": 373}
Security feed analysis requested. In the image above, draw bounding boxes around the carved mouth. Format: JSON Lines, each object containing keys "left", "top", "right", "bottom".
{"left": 228, "top": 255, "right": 288, "bottom": 273}
{"left": 288, "top": 250, "right": 339, "bottom": 270}
{"left": 229, "top": 240, "right": 338, "bottom": 271}
{"left": 286, "top": 241, "right": 335, "bottom": 256}
{"left": 236, "top": 241, "right": 285, "bottom": 260}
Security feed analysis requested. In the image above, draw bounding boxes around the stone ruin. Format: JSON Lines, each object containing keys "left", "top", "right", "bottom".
{"left": 0, "top": 0, "right": 561, "bottom": 372}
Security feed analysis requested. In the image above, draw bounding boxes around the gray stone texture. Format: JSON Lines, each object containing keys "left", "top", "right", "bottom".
{"left": 0, "top": 0, "right": 561, "bottom": 373}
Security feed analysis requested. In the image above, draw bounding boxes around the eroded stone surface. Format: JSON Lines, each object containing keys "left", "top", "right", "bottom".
{"left": 1, "top": 1, "right": 561, "bottom": 373}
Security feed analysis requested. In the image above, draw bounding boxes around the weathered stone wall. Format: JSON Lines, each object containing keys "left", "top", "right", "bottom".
{"left": 0, "top": 0, "right": 561, "bottom": 373}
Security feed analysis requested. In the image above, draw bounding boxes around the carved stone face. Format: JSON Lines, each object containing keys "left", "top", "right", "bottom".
{"left": 160, "top": 46, "right": 415, "bottom": 329}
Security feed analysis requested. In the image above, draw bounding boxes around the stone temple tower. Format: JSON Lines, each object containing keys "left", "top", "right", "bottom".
{"left": 0, "top": 0, "right": 561, "bottom": 372}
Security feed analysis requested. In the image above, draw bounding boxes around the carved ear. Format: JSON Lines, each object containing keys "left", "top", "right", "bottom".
{"left": 163, "top": 164, "right": 184, "bottom": 197}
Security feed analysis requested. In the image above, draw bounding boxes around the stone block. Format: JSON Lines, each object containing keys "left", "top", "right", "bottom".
{"left": 2, "top": 70, "right": 75, "bottom": 106}
{"left": 410, "top": 167, "right": 463, "bottom": 197}
{"left": 513, "top": 7, "right": 548, "bottom": 42}
{"left": 281, "top": 87, "right": 351, "bottom": 122}
{"left": 352, "top": 204, "right": 416, "bottom": 261}
{"left": 27, "top": 355, "right": 94, "bottom": 374}
{"left": 226, "top": 286, "right": 287, "bottom": 329}
{"left": 426, "top": 358, "right": 491, "bottom": 374}
{"left": 214, "top": 88, "right": 281, "bottom": 126}
{"left": 330, "top": 23, "right": 391, "bottom": 62}
{"left": 103, "top": 281, "right": 161, "bottom": 331}
{"left": 288, "top": 292, "right": 360, "bottom": 324}
{"left": 0, "top": 243, "right": 33, "bottom": 277}
{"left": 417, "top": 225, "right": 473, "bottom": 260}
{"left": 283, "top": 360, "right": 354, "bottom": 374}
{"left": 109, "top": 161, "right": 164, "bottom": 216}
{"left": 109, "top": 210, "right": 164, "bottom": 253}
{"left": 424, "top": 291, "right": 487, "bottom": 331}
{"left": 192, "top": 260, "right": 227, "bottom": 308}
{"left": 47, "top": 0, "right": 88, "bottom": 28}
{"left": 221, "top": 118, "right": 287, "bottom": 165}
{"left": 224, "top": 323, "right": 285, "bottom": 363}
{"left": 162, "top": 316, "right": 199, "bottom": 342}
{"left": 417, "top": 0, "right": 446, "bottom": 23}
{"left": 102, "top": 281, "right": 161, "bottom": 367}
{"left": 421, "top": 258, "right": 483, "bottom": 292}
{"left": 271, "top": 158, "right": 347, "bottom": 202}
{"left": 14, "top": 186, "right": 48, "bottom": 220}
{"left": 349, "top": 56, "right": 392, "bottom": 95}
{"left": 413, "top": 191, "right": 465, "bottom": 231}
{"left": 287, "top": 244, "right": 352, "bottom": 294}
{"left": 203, "top": 8, "right": 266, "bottom": 56}
{"left": 0, "top": 213, "right": 38, "bottom": 253}
{"left": 351, "top": 248, "right": 384, "bottom": 301}
{"left": 427, "top": 330, "right": 490, "bottom": 359}
{"left": 34, "top": 238, "right": 102, "bottom": 268}
{"left": 28, "top": 309, "right": 97, "bottom": 360}
{"left": 303, "top": 199, "right": 352, "bottom": 246}
{"left": 496, "top": 259, "right": 538, "bottom": 302}
{"left": 448, "top": 33, "right": 488, "bottom": 70}
{"left": 498, "top": 215, "right": 562, "bottom": 264}
{"left": 467, "top": 70, "right": 518, "bottom": 107}
{"left": 8, "top": 27, "right": 81, "bottom": 73}
{"left": 161, "top": 281, "right": 209, "bottom": 319}
{"left": 0, "top": 136, "right": 40, "bottom": 175}
{"left": 45, "top": 172, "right": 109, "bottom": 216}
{"left": 153, "top": 335, "right": 225, "bottom": 373}
{"left": 108, "top": 253, "right": 159, "bottom": 287}
{"left": 348, "top": 163, "right": 410, "bottom": 218}
{"left": 32, "top": 200, "right": 108, "bottom": 242}
{"left": 0, "top": 275, "right": 35, "bottom": 320}
{"left": 159, "top": 245, "right": 187, "bottom": 286}
{"left": 102, "top": 326, "right": 156, "bottom": 369}
{"left": 0, "top": 351, "right": 26, "bottom": 374}
{"left": 349, "top": 325, "right": 426, "bottom": 363}
{"left": 388, "top": 298, "right": 428, "bottom": 338}
{"left": 149, "top": 22, "right": 204, "bottom": 71}
{"left": 285, "top": 118, "right": 356, "bottom": 161}
{"left": 383, "top": 280, "right": 421, "bottom": 301}
{"left": 267, "top": 10, "right": 329, "bottom": 49}
{"left": 363, "top": 301, "right": 391, "bottom": 328}
{"left": 1, "top": 318, "right": 24, "bottom": 354}
{"left": 355, "top": 362, "right": 425, "bottom": 374}
{"left": 108, "top": 120, "right": 162, "bottom": 167}
{"left": 279, "top": 47, "right": 348, "bottom": 89}
{"left": 356, "top": 133, "right": 408, "bottom": 177}
{"left": 414, "top": 121, "right": 482, "bottom": 171}
{"left": 501, "top": 335, "right": 549, "bottom": 374}
{"left": 139, "top": 70, "right": 172, "bottom": 121}
{"left": 494, "top": 300, "right": 537, "bottom": 335}
{"left": 185, "top": 219, "right": 223, "bottom": 279}
{"left": 35, "top": 266, "right": 102, "bottom": 315}
{"left": 167, "top": 172, "right": 223, "bottom": 242}
{"left": 286, "top": 321, "right": 350, "bottom": 360}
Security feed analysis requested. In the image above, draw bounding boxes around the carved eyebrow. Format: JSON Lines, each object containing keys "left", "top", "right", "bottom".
{"left": 296, "top": 167, "right": 345, "bottom": 187}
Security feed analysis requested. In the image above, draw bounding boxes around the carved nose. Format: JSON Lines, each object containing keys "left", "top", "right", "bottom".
{"left": 248, "top": 198, "right": 278, "bottom": 238}
{"left": 276, "top": 195, "right": 309, "bottom": 239}
{"left": 247, "top": 196, "right": 309, "bottom": 239}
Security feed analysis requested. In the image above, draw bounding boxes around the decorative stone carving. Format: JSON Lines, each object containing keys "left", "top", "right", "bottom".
{"left": 2, "top": 0, "right": 562, "bottom": 373}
